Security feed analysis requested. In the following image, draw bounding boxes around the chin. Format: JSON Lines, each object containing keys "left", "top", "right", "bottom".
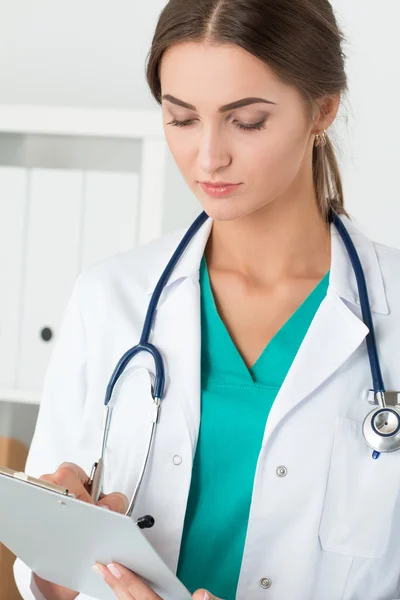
{"left": 198, "top": 197, "right": 260, "bottom": 222}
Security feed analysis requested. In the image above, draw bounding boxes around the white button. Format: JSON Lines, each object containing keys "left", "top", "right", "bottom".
{"left": 172, "top": 455, "right": 182, "bottom": 465}
{"left": 259, "top": 577, "right": 272, "bottom": 589}
{"left": 276, "top": 465, "right": 287, "bottom": 477}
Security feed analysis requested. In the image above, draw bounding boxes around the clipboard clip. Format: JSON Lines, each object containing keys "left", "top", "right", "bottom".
{"left": 0, "top": 466, "right": 75, "bottom": 497}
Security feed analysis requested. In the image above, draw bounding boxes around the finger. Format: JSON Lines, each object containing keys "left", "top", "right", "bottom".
{"left": 111, "top": 563, "right": 162, "bottom": 599}
{"left": 95, "top": 562, "right": 162, "bottom": 599}
{"left": 40, "top": 471, "right": 94, "bottom": 504}
{"left": 52, "top": 462, "right": 107, "bottom": 501}
{"left": 58, "top": 462, "right": 91, "bottom": 486}
{"left": 92, "top": 564, "right": 134, "bottom": 600}
{"left": 40, "top": 464, "right": 94, "bottom": 504}
{"left": 97, "top": 492, "right": 129, "bottom": 514}
{"left": 193, "top": 590, "right": 221, "bottom": 600}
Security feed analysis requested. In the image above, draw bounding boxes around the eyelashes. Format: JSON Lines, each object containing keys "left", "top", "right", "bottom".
{"left": 166, "top": 118, "right": 267, "bottom": 132}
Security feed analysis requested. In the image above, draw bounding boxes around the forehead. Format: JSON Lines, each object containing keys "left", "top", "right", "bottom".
{"left": 159, "top": 41, "right": 286, "bottom": 107}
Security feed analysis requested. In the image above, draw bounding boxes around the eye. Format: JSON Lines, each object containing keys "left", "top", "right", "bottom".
{"left": 167, "top": 119, "right": 194, "bottom": 128}
{"left": 234, "top": 119, "right": 266, "bottom": 132}
{"left": 166, "top": 118, "right": 267, "bottom": 132}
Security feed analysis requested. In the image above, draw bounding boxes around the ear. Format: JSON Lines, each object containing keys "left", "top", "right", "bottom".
{"left": 312, "top": 92, "right": 341, "bottom": 134}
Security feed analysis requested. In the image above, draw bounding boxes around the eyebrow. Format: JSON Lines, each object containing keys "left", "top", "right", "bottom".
{"left": 162, "top": 94, "right": 277, "bottom": 113}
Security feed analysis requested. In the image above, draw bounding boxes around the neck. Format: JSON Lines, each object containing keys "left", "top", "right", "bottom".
{"left": 205, "top": 191, "right": 331, "bottom": 285}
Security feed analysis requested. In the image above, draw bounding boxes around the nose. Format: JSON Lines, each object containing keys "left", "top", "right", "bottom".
{"left": 198, "top": 125, "right": 232, "bottom": 174}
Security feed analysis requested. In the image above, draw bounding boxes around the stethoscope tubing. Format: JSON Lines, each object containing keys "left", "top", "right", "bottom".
{"left": 330, "top": 212, "right": 385, "bottom": 394}
{"left": 104, "top": 211, "right": 210, "bottom": 407}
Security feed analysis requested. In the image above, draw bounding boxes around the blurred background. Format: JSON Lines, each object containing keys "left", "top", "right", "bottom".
{"left": 0, "top": 1, "right": 398, "bottom": 596}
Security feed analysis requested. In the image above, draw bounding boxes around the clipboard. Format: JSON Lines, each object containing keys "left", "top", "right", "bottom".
{"left": 0, "top": 467, "right": 192, "bottom": 600}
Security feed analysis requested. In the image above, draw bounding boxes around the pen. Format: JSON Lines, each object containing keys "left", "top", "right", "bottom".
{"left": 88, "top": 458, "right": 104, "bottom": 503}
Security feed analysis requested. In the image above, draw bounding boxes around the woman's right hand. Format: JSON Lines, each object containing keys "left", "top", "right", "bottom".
{"left": 32, "top": 462, "right": 129, "bottom": 600}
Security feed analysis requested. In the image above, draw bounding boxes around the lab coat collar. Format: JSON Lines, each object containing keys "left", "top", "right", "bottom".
{"left": 144, "top": 217, "right": 213, "bottom": 296}
{"left": 145, "top": 212, "right": 388, "bottom": 315}
{"left": 329, "top": 214, "right": 389, "bottom": 315}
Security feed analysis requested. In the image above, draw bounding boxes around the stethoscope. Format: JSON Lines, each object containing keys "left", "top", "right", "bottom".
{"left": 87, "top": 208, "right": 400, "bottom": 526}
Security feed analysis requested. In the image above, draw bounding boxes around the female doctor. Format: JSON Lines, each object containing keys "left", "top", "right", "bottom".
{"left": 13, "top": 0, "right": 400, "bottom": 599}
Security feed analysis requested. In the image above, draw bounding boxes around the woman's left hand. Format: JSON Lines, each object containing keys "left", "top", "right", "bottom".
{"left": 93, "top": 562, "right": 221, "bottom": 600}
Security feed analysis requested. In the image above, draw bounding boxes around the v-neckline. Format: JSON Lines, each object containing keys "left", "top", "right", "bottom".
{"left": 200, "top": 255, "right": 330, "bottom": 385}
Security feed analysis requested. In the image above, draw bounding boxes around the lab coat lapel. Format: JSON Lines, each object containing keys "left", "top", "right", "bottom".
{"left": 151, "top": 276, "right": 202, "bottom": 455}
{"left": 147, "top": 218, "right": 213, "bottom": 457}
{"left": 263, "top": 288, "right": 369, "bottom": 438}
{"left": 264, "top": 215, "right": 388, "bottom": 439}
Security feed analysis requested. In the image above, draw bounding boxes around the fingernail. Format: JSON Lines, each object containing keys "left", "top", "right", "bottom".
{"left": 107, "top": 563, "right": 122, "bottom": 579}
{"left": 204, "top": 593, "right": 210, "bottom": 600}
{"left": 92, "top": 565, "right": 105, "bottom": 579}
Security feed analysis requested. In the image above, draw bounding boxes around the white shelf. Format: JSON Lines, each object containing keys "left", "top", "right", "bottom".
{"left": 0, "top": 104, "right": 168, "bottom": 405}
{"left": 0, "top": 389, "right": 40, "bottom": 405}
{"left": 0, "top": 105, "right": 164, "bottom": 139}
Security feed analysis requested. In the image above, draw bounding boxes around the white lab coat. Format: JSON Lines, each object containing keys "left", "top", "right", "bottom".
{"left": 12, "top": 213, "right": 400, "bottom": 600}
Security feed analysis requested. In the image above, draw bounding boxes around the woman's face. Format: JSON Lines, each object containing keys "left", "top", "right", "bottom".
{"left": 160, "top": 41, "right": 328, "bottom": 222}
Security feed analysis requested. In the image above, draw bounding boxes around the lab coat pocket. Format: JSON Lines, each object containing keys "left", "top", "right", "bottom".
{"left": 318, "top": 416, "right": 400, "bottom": 559}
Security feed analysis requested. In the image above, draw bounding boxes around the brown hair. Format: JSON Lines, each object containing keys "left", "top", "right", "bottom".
{"left": 145, "top": 0, "right": 350, "bottom": 222}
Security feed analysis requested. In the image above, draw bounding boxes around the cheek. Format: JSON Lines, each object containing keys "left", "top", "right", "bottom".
{"left": 249, "top": 128, "right": 307, "bottom": 189}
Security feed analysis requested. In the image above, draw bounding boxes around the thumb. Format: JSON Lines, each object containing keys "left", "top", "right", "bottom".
{"left": 97, "top": 492, "right": 129, "bottom": 514}
{"left": 192, "top": 590, "right": 223, "bottom": 600}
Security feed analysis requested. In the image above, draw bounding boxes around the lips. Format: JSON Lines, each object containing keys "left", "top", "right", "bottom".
{"left": 199, "top": 182, "right": 241, "bottom": 197}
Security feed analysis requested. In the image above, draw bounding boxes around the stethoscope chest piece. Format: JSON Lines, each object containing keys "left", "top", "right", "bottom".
{"left": 363, "top": 405, "right": 400, "bottom": 453}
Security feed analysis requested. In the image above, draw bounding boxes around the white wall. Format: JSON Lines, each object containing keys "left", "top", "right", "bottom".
{"left": 0, "top": 1, "right": 164, "bottom": 109}
{"left": 330, "top": 0, "right": 400, "bottom": 248}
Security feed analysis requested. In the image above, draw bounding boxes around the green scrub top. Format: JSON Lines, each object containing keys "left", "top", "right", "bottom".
{"left": 176, "top": 255, "right": 330, "bottom": 599}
